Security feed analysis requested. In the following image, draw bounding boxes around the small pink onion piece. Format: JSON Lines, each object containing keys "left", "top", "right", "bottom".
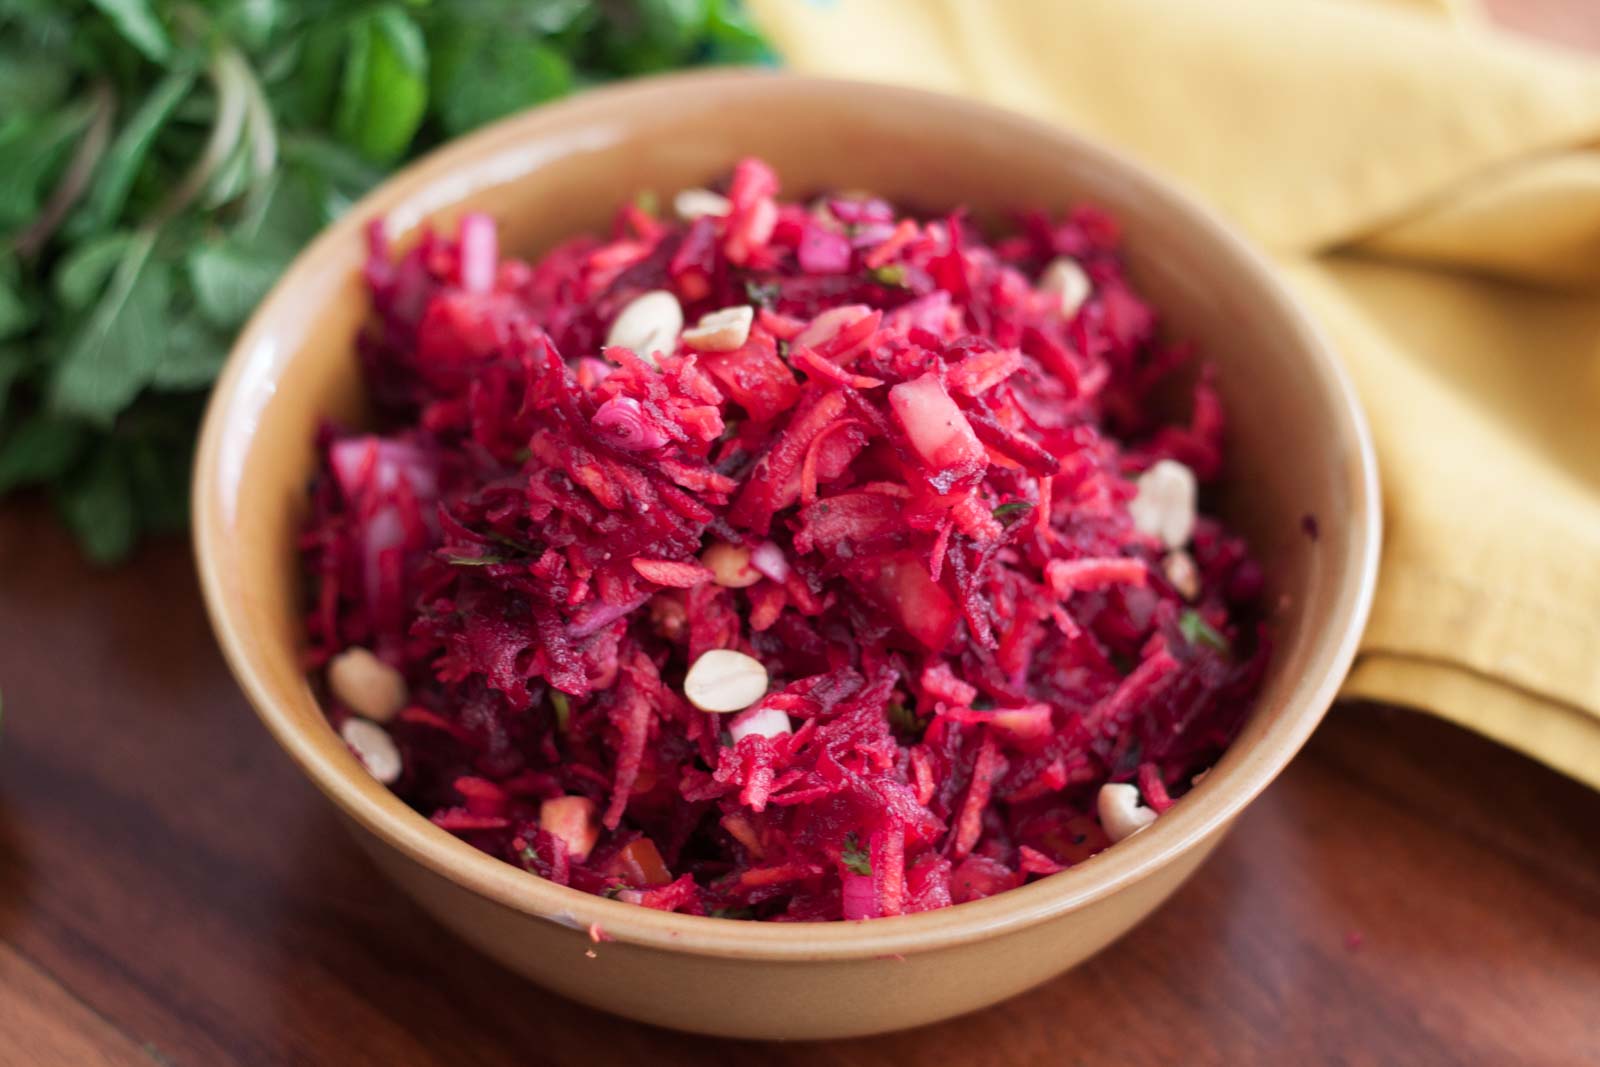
{"left": 575, "top": 357, "right": 613, "bottom": 390}
{"left": 749, "top": 541, "right": 791, "bottom": 583}
{"left": 729, "top": 705, "right": 792, "bottom": 744}
{"left": 828, "top": 197, "right": 893, "bottom": 225}
{"left": 841, "top": 872, "right": 877, "bottom": 920}
{"left": 591, "top": 396, "right": 668, "bottom": 451}
{"left": 457, "top": 212, "right": 498, "bottom": 294}
{"left": 848, "top": 221, "right": 897, "bottom": 249}
{"left": 798, "top": 223, "right": 852, "bottom": 274}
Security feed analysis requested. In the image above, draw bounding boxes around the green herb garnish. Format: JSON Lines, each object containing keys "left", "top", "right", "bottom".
{"left": 0, "top": 0, "right": 772, "bottom": 562}
{"left": 841, "top": 832, "right": 872, "bottom": 876}
{"left": 442, "top": 553, "right": 506, "bottom": 566}
{"left": 708, "top": 905, "right": 756, "bottom": 920}
{"left": 1179, "top": 609, "right": 1230, "bottom": 654}
{"left": 991, "top": 500, "right": 1035, "bottom": 522}
{"left": 550, "top": 690, "right": 571, "bottom": 733}
{"left": 743, "top": 278, "right": 780, "bottom": 307}
{"left": 869, "top": 263, "right": 907, "bottom": 287}
{"left": 886, "top": 700, "right": 924, "bottom": 739}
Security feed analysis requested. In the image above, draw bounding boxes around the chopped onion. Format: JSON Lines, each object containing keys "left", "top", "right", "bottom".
{"left": 592, "top": 396, "right": 668, "bottom": 451}
{"left": 841, "top": 872, "right": 877, "bottom": 920}
{"left": 749, "top": 541, "right": 791, "bottom": 582}
{"left": 798, "top": 223, "right": 852, "bottom": 274}
{"left": 457, "top": 212, "right": 498, "bottom": 294}
{"left": 729, "top": 705, "right": 792, "bottom": 744}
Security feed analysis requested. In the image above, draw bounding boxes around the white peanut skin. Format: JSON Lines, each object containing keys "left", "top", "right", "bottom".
{"left": 1040, "top": 256, "right": 1092, "bottom": 318}
{"left": 1130, "top": 459, "right": 1197, "bottom": 549}
{"left": 328, "top": 646, "right": 408, "bottom": 723}
{"left": 1098, "top": 782, "right": 1158, "bottom": 842}
{"left": 341, "top": 718, "right": 402, "bottom": 784}
{"left": 674, "top": 187, "right": 731, "bottom": 220}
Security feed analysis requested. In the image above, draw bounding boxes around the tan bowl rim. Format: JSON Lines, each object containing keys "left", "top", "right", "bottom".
{"left": 194, "top": 68, "right": 1381, "bottom": 962}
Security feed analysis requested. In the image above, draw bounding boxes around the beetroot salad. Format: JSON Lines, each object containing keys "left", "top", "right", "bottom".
{"left": 303, "top": 158, "right": 1269, "bottom": 922}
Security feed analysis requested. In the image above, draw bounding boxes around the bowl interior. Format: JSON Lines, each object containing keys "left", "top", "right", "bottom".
{"left": 196, "top": 71, "right": 1377, "bottom": 958}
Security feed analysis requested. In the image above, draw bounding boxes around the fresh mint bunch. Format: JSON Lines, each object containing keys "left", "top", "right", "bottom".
{"left": 0, "top": 0, "right": 770, "bottom": 561}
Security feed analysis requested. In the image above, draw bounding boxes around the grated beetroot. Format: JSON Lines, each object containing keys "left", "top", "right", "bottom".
{"left": 302, "top": 159, "right": 1270, "bottom": 921}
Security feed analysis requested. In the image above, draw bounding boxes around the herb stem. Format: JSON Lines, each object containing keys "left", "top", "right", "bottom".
{"left": 236, "top": 49, "right": 279, "bottom": 185}
{"left": 153, "top": 49, "right": 250, "bottom": 225}
{"left": 14, "top": 81, "right": 118, "bottom": 258}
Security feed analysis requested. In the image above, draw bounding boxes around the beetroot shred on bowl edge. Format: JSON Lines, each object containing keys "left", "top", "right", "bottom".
{"left": 300, "top": 157, "right": 1270, "bottom": 923}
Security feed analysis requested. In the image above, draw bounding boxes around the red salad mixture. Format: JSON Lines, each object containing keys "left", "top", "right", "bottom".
{"left": 303, "top": 158, "right": 1268, "bottom": 921}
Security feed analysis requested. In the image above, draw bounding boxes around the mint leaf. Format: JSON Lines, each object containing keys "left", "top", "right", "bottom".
{"left": 55, "top": 444, "right": 137, "bottom": 563}
{"left": 237, "top": 169, "right": 322, "bottom": 251}
{"left": 0, "top": 48, "right": 72, "bottom": 112}
{"left": 1179, "top": 609, "right": 1230, "bottom": 654}
{"left": 74, "top": 69, "right": 195, "bottom": 235}
{"left": 49, "top": 231, "right": 170, "bottom": 424}
{"left": 54, "top": 231, "right": 136, "bottom": 311}
{"left": 0, "top": 414, "right": 86, "bottom": 494}
{"left": 430, "top": 23, "right": 573, "bottom": 137}
{"left": 213, "top": 0, "right": 287, "bottom": 51}
{"left": 0, "top": 262, "right": 31, "bottom": 340}
{"left": 151, "top": 315, "right": 230, "bottom": 390}
{"left": 337, "top": 8, "right": 429, "bottom": 163}
{"left": 85, "top": 0, "right": 174, "bottom": 65}
{"left": 0, "top": 345, "right": 27, "bottom": 424}
{"left": 705, "top": 0, "right": 775, "bottom": 64}
{"left": 0, "top": 104, "right": 91, "bottom": 230}
{"left": 841, "top": 832, "right": 872, "bottom": 876}
{"left": 281, "top": 22, "right": 349, "bottom": 128}
{"left": 187, "top": 236, "right": 288, "bottom": 329}
{"left": 597, "top": 0, "right": 713, "bottom": 75}
{"left": 125, "top": 434, "right": 190, "bottom": 533}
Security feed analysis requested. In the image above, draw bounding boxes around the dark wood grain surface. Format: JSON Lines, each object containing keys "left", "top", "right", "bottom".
{"left": 5, "top": 6, "right": 1600, "bottom": 1065}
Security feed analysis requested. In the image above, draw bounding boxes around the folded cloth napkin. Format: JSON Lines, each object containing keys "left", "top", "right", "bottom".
{"left": 748, "top": 0, "right": 1600, "bottom": 788}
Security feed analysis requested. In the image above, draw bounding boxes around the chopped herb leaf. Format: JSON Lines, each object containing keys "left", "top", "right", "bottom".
{"left": 443, "top": 553, "right": 507, "bottom": 566}
{"left": 743, "top": 278, "right": 780, "bottom": 307}
{"left": 709, "top": 905, "right": 756, "bottom": 920}
{"left": 870, "top": 263, "right": 908, "bottom": 287}
{"left": 991, "top": 501, "right": 1035, "bottom": 521}
{"left": 887, "top": 701, "right": 924, "bottom": 738}
{"left": 1179, "top": 609, "right": 1230, "bottom": 653}
{"left": 841, "top": 832, "right": 872, "bottom": 876}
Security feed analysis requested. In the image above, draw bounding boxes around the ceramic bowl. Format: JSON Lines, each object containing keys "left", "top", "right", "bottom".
{"left": 194, "top": 70, "right": 1379, "bottom": 1040}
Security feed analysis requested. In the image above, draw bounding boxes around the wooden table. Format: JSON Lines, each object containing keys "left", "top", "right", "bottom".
{"left": 5, "top": 8, "right": 1600, "bottom": 1065}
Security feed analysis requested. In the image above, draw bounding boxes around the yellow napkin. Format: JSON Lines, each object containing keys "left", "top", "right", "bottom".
{"left": 748, "top": 0, "right": 1600, "bottom": 788}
